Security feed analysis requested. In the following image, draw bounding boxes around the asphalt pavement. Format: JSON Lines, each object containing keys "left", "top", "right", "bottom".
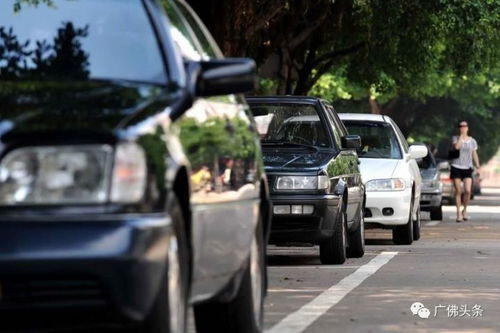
{"left": 264, "top": 188, "right": 500, "bottom": 333}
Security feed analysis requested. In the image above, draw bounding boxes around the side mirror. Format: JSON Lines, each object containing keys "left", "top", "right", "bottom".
{"left": 195, "top": 58, "right": 256, "bottom": 97}
{"left": 341, "top": 135, "right": 361, "bottom": 150}
{"left": 409, "top": 144, "right": 428, "bottom": 159}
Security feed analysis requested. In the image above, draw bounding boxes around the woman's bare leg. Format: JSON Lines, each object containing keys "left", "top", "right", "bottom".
{"left": 462, "top": 177, "right": 473, "bottom": 219}
{"left": 453, "top": 178, "right": 463, "bottom": 220}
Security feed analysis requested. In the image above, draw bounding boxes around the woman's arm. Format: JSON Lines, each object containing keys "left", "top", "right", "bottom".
{"left": 453, "top": 136, "right": 461, "bottom": 150}
{"left": 473, "top": 150, "right": 480, "bottom": 169}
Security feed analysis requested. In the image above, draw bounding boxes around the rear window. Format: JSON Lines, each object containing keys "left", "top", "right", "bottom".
{"left": 344, "top": 121, "right": 402, "bottom": 159}
{"left": 0, "top": 0, "right": 165, "bottom": 83}
{"left": 250, "top": 103, "right": 331, "bottom": 148}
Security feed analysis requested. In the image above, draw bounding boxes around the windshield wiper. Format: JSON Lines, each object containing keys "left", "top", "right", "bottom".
{"left": 261, "top": 140, "right": 319, "bottom": 151}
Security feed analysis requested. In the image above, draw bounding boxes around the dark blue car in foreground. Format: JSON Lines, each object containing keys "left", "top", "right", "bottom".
{"left": 0, "top": 1, "right": 270, "bottom": 332}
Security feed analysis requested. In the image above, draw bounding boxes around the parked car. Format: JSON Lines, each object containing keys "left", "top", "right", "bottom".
{"left": 340, "top": 114, "right": 427, "bottom": 245}
{"left": 417, "top": 145, "right": 443, "bottom": 220}
{"left": 472, "top": 170, "right": 482, "bottom": 198}
{"left": 437, "top": 160, "right": 455, "bottom": 204}
{"left": 0, "top": 1, "right": 270, "bottom": 332}
{"left": 248, "top": 96, "right": 365, "bottom": 265}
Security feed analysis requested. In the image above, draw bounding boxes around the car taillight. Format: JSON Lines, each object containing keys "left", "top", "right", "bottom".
{"left": 440, "top": 174, "right": 452, "bottom": 183}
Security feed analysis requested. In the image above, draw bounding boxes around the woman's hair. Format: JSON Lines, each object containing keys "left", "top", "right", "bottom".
{"left": 457, "top": 120, "right": 468, "bottom": 128}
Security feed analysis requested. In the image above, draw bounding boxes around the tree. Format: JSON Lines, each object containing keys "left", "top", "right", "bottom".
{"left": 189, "top": 0, "right": 499, "bottom": 98}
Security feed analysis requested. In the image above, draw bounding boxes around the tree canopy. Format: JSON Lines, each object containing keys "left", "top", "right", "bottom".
{"left": 189, "top": 0, "right": 500, "bottom": 163}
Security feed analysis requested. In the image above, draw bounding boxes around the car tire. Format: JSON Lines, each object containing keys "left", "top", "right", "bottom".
{"left": 347, "top": 203, "right": 365, "bottom": 258}
{"left": 392, "top": 201, "right": 414, "bottom": 245}
{"left": 430, "top": 206, "right": 443, "bottom": 221}
{"left": 412, "top": 205, "right": 421, "bottom": 241}
{"left": 139, "top": 195, "right": 189, "bottom": 333}
{"left": 320, "top": 202, "right": 347, "bottom": 265}
{"left": 194, "top": 217, "right": 265, "bottom": 333}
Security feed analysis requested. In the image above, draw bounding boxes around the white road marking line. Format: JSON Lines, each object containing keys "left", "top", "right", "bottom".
{"left": 426, "top": 221, "right": 441, "bottom": 226}
{"left": 266, "top": 251, "right": 398, "bottom": 333}
{"left": 268, "top": 265, "right": 362, "bottom": 270}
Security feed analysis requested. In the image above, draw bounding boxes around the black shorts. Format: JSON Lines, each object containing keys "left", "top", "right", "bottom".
{"left": 450, "top": 166, "right": 473, "bottom": 180}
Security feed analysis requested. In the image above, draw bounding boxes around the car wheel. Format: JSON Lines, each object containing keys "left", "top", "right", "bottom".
{"left": 194, "top": 217, "right": 265, "bottom": 333}
{"left": 347, "top": 203, "right": 365, "bottom": 258}
{"left": 139, "top": 195, "right": 189, "bottom": 333}
{"left": 430, "top": 205, "right": 443, "bottom": 221}
{"left": 320, "top": 202, "right": 347, "bottom": 265}
{"left": 412, "top": 205, "right": 421, "bottom": 241}
{"left": 392, "top": 200, "right": 414, "bottom": 245}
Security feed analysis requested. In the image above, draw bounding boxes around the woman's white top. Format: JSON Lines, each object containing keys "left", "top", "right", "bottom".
{"left": 451, "top": 136, "right": 478, "bottom": 169}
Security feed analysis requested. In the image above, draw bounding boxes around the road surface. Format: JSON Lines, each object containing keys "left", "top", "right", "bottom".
{"left": 264, "top": 188, "right": 500, "bottom": 333}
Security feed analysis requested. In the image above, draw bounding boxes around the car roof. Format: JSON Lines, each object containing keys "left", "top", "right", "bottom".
{"left": 338, "top": 113, "right": 391, "bottom": 123}
{"left": 246, "top": 96, "right": 322, "bottom": 105}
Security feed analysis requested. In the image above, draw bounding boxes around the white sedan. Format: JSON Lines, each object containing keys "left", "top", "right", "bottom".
{"left": 339, "top": 113, "right": 427, "bottom": 244}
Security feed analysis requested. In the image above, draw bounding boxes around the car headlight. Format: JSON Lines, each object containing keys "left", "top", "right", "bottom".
{"left": 275, "top": 175, "right": 329, "bottom": 191}
{"left": 0, "top": 143, "right": 146, "bottom": 205}
{"left": 365, "top": 178, "right": 407, "bottom": 192}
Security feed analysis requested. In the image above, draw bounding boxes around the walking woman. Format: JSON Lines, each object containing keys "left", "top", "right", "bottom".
{"left": 450, "top": 121, "right": 480, "bottom": 222}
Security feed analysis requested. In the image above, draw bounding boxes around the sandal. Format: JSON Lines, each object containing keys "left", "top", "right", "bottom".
{"left": 462, "top": 210, "right": 469, "bottom": 221}
{"left": 456, "top": 219, "right": 463, "bottom": 223}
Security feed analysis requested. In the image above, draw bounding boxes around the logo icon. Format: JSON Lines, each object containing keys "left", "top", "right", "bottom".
{"left": 411, "top": 302, "right": 430, "bottom": 319}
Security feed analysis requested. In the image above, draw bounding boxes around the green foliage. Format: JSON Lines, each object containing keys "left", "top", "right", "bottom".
{"left": 13, "top": 0, "right": 55, "bottom": 12}
{"left": 256, "top": 78, "right": 278, "bottom": 96}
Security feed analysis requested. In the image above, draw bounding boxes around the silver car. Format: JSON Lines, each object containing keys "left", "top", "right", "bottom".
{"left": 418, "top": 148, "right": 443, "bottom": 220}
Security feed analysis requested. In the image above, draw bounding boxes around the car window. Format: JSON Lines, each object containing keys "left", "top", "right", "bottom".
{"left": 0, "top": 0, "right": 166, "bottom": 84}
{"left": 328, "top": 105, "right": 349, "bottom": 137}
{"left": 390, "top": 119, "right": 409, "bottom": 153}
{"left": 162, "top": 0, "right": 204, "bottom": 60}
{"left": 417, "top": 150, "right": 437, "bottom": 169}
{"left": 343, "top": 121, "right": 402, "bottom": 159}
{"left": 321, "top": 104, "right": 342, "bottom": 147}
{"left": 250, "top": 103, "right": 332, "bottom": 148}
{"left": 173, "top": 0, "right": 222, "bottom": 58}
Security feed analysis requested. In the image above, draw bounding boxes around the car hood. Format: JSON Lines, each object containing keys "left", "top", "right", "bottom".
{"left": 359, "top": 158, "right": 400, "bottom": 183}
{"left": 262, "top": 149, "right": 336, "bottom": 172}
{"left": 420, "top": 167, "right": 438, "bottom": 180}
{"left": 0, "top": 80, "right": 169, "bottom": 144}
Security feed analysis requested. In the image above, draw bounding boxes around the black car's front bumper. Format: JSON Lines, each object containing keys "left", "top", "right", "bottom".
{"left": 420, "top": 188, "right": 443, "bottom": 211}
{"left": 0, "top": 213, "right": 173, "bottom": 329}
{"left": 269, "top": 194, "right": 341, "bottom": 244}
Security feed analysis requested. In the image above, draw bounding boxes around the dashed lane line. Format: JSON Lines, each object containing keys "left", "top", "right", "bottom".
{"left": 266, "top": 251, "right": 398, "bottom": 333}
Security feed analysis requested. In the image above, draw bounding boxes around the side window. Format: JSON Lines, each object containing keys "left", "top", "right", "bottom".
{"left": 321, "top": 104, "right": 342, "bottom": 148}
{"left": 162, "top": 1, "right": 203, "bottom": 60}
{"left": 174, "top": 1, "right": 222, "bottom": 58}
{"left": 329, "top": 106, "right": 348, "bottom": 137}
{"left": 391, "top": 120, "right": 409, "bottom": 153}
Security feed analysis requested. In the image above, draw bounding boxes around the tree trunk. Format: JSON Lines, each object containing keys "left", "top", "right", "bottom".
{"left": 369, "top": 97, "right": 382, "bottom": 114}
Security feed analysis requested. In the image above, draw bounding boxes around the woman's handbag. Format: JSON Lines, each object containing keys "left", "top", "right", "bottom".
{"left": 448, "top": 148, "right": 460, "bottom": 160}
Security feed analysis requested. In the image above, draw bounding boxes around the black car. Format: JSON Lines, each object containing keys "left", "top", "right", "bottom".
{"left": 0, "top": 1, "right": 270, "bottom": 332}
{"left": 248, "top": 96, "right": 365, "bottom": 264}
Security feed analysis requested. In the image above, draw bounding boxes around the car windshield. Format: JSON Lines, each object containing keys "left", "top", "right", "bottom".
{"left": 0, "top": 0, "right": 165, "bottom": 84}
{"left": 417, "top": 150, "right": 437, "bottom": 169}
{"left": 344, "top": 121, "right": 402, "bottom": 159}
{"left": 250, "top": 103, "right": 331, "bottom": 148}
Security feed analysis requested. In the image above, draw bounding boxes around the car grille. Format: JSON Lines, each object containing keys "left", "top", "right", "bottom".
{"left": 0, "top": 277, "right": 107, "bottom": 310}
{"left": 267, "top": 176, "right": 275, "bottom": 192}
{"left": 272, "top": 217, "right": 320, "bottom": 231}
